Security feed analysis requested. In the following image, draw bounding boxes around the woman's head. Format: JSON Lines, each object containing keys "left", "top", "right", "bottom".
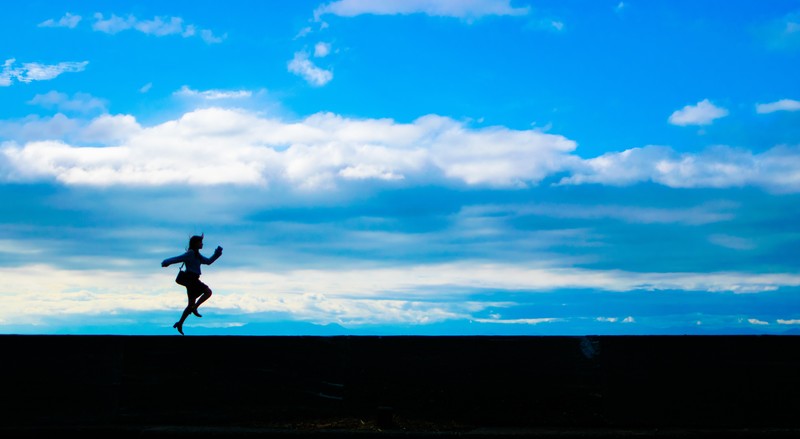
{"left": 188, "top": 234, "right": 204, "bottom": 250}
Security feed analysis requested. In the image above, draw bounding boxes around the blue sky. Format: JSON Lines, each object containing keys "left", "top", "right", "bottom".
{"left": 2, "top": 0, "right": 800, "bottom": 335}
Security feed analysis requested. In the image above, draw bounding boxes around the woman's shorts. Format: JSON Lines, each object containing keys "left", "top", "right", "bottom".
{"left": 184, "top": 273, "right": 210, "bottom": 299}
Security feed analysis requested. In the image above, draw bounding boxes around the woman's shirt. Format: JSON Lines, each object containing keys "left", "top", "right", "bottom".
{"left": 162, "top": 250, "right": 220, "bottom": 275}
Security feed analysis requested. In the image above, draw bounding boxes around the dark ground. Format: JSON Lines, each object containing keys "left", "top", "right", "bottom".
{"left": 1, "top": 335, "right": 798, "bottom": 438}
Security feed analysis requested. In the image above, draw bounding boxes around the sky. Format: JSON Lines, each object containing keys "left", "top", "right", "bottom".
{"left": 1, "top": 0, "right": 800, "bottom": 336}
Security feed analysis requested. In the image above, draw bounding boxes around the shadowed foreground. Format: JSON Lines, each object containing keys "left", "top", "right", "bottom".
{"left": 1, "top": 335, "right": 799, "bottom": 438}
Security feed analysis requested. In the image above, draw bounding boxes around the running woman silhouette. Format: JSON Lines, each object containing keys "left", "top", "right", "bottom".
{"left": 162, "top": 234, "right": 222, "bottom": 335}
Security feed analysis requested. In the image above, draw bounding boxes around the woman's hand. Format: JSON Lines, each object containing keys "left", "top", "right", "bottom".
{"left": 162, "top": 261, "right": 169, "bottom": 267}
{"left": 214, "top": 246, "right": 223, "bottom": 256}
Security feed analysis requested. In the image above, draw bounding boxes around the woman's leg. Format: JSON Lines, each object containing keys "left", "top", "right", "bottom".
{"left": 192, "top": 284, "right": 213, "bottom": 316}
{"left": 174, "top": 291, "right": 195, "bottom": 335}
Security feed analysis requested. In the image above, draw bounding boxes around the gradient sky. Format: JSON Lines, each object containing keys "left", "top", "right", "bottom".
{"left": 2, "top": 0, "right": 800, "bottom": 335}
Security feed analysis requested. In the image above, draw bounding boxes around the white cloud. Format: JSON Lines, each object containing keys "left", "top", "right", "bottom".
{"left": 0, "top": 107, "right": 569, "bottom": 188}
{"left": 756, "top": 99, "right": 800, "bottom": 114}
{"left": 135, "top": 16, "right": 186, "bottom": 36}
{"left": 174, "top": 85, "right": 253, "bottom": 100}
{"left": 81, "top": 114, "right": 142, "bottom": 144}
{"left": 140, "top": 82, "right": 153, "bottom": 93}
{"left": 339, "top": 164, "right": 405, "bottom": 181}
{"left": 4, "top": 107, "right": 800, "bottom": 193}
{"left": 0, "top": 59, "right": 14, "bottom": 86}
{"left": 92, "top": 13, "right": 134, "bottom": 33}
{"left": 28, "top": 91, "right": 107, "bottom": 113}
{"left": 426, "top": 115, "right": 576, "bottom": 187}
{"left": 778, "top": 319, "right": 800, "bottom": 325}
{"left": 668, "top": 99, "right": 729, "bottom": 126}
{"left": 288, "top": 51, "right": 333, "bottom": 86}
{"left": 560, "top": 145, "right": 674, "bottom": 186}
{"left": 200, "top": 29, "right": 225, "bottom": 44}
{"left": 39, "top": 13, "right": 82, "bottom": 28}
{"left": 747, "top": 318, "right": 769, "bottom": 325}
{"left": 22, "top": 61, "right": 89, "bottom": 82}
{"left": 92, "top": 13, "right": 224, "bottom": 43}
{"left": 315, "top": 42, "right": 332, "bottom": 57}
{"left": 560, "top": 144, "right": 800, "bottom": 193}
{"left": 0, "top": 58, "right": 88, "bottom": 86}
{"left": 314, "top": 0, "right": 530, "bottom": 21}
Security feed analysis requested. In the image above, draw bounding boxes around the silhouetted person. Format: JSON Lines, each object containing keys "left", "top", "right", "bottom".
{"left": 162, "top": 234, "right": 222, "bottom": 335}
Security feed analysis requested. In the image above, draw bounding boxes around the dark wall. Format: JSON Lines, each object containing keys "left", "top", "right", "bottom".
{"left": 1, "top": 335, "right": 798, "bottom": 430}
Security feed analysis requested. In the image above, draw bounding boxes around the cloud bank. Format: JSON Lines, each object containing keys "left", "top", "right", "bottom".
{"left": 0, "top": 108, "right": 573, "bottom": 188}
{"left": 1, "top": 108, "right": 800, "bottom": 192}
{"left": 1, "top": 262, "right": 798, "bottom": 327}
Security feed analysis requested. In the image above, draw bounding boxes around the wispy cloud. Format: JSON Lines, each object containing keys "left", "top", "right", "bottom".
{"left": 668, "top": 99, "right": 729, "bottom": 126}
{"left": 314, "top": 0, "right": 530, "bottom": 21}
{"left": 466, "top": 201, "right": 736, "bottom": 226}
{"left": 473, "top": 317, "right": 560, "bottom": 325}
{"left": 599, "top": 316, "right": 634, "bottom": 323}
{"left": 91, "top": 13, "right": 225, "bottom": 43}
{"left": 288, "top": 51, "right": 333, "bottom": 86}
{"left": 549, "top": 20, "right": 564, "bottom": 31}
{"left": 28, "top": 91, "right": 107, "bottom": 114}
{"left": 173, "top": 85, "right": 253, "bottom": 100}
{"left": 295, "top": 26, "right": 313, "bottom": 39}
{"left": 38, "top": 12, "right": 82, "bottom": 28}
{"left": 524, "top": 17, "right": 566, "bottom": 32}
{"left": 199, "top": 28, "right": 225, "bottom": 44}
{"left": 0, "top": 58, "right": 88, "bottom": 87}
{"left": 756, "top": 98, "right": 800, "bottom": 114}
{"left": 708, "top": 234, "right": 756, "bottom": 250}
{"left": 760, "top": 11, "right": 800, "bottom": 50}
